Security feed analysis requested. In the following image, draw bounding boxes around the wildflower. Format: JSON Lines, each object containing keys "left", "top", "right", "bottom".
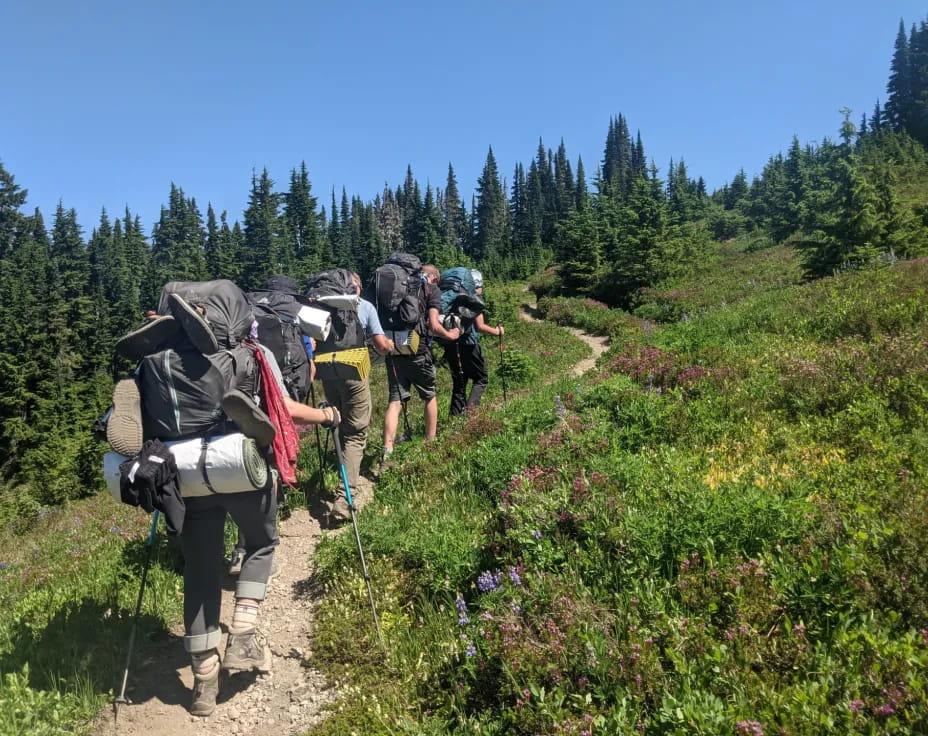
{"left": 109, "top": 525, "right": 123, "bottom": 534}
{"left": 874, "top": 704, "right": 895, "bottom": 716}
{"left": 508, "top": 567, "right": 522, "bottom": 586}
{"left": 465, "top": 644, "right": 477, "bottom": 658}
{"left": 509, "top": 600, "right": 522, "bottom": 613}
{"left": 554, "top": 394, "right": 567, "bottom": 418}
{"left": 735, "top": 721, "right": 764, "bottom": 736}
{"left": 458, "top": 613, "right": 470, "bottom": 626}
{"left": 577, "top": 676, "right": 589, "bottom": 689}
{"left": 792, "top": 623, "right": 806, "bottom": 636}
{"left": 455, "top": 595, "right": 467, "bottom": 614}
{"left": 848, "top": 699, "right": 865, "bottom": 714}
{"left": 477, "top": 570, "right": 502, "bottom": 593}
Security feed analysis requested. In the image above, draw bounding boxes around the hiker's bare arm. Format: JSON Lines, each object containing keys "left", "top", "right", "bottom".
{"left": 283, "top": 397, "right": 337, "bottom": 426}
{"left": 474, "top": 313, "right": 503, "bottom": 337}
{"left": 428, "top": 307, "right": 461, "bottom": 341}
{"left": 371, "top": 334, "right": 394, "bottom": 355}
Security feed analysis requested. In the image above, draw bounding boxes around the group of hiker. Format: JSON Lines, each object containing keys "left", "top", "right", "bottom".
{"left": 100, "top": 252, "right": 502, "bottom": 717}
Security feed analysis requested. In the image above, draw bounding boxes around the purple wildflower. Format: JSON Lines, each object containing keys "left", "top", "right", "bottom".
{"left": 508, "top": 567, "right": 522, "bottom": 586}
{"left": 848, "top": 699, "right": 865, "bottom": 714}
{"left": 464, "top": 644, "right": 477, "bottom": 658}
{"left": 458, "top": 613, "right": 470, "bottom": 626}
{"left": 735, "top": 721, "right": 764, "bottom": 736}
{"left": 477, "top": 570, "right": 503, "bottom": 593}
{"left": 532, "top": 529, "right": 542, "bottom": 539}
{"left": 874, "top": 704, "right": 895, "bottom": 716}
{"left": 554, "top": 395, "right": 566, "bottom": 418}
{"left": 455, "top": 595, "right": 467, "bottom": 614}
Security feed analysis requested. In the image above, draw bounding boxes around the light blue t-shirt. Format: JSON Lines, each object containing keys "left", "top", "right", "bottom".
{"left": 358, "top": 298, "right": 385, "bottom": 337}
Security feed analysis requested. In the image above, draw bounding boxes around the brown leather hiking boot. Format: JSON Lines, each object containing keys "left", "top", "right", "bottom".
{"left": 222, "top": 628, "right": 271, "bottom": 673}
{"left": 189, "top": 664, "right": 220, "bottom": 717}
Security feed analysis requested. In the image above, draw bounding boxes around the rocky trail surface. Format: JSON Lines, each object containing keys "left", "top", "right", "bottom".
{"left": 94, "top": 303, "right": 608, "bottom": 736}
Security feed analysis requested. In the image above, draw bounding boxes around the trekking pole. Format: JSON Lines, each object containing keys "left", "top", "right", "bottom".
{"left": 497, "top": 323, "right": 508, "bottom": 402}
{"left": 387, "top": 354, "right": 412, "bottom": 441}
{"left": 308, "top": 383, "right": 326, "bottom": 496}
{"left": 324, "top": 407, "right": 386, "bottom": 650}
{"left": 114, "top": 510, "right": 160, "bottom": 722}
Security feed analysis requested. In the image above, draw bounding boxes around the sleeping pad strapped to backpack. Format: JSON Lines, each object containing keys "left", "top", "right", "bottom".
{"left": 305, "top": 268, "right": 365, "bottom": 354}
{"left": 247, "top": 287, "right": 312, "bottom": 402}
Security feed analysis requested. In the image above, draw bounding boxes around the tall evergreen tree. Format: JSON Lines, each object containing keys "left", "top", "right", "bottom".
{"left": 473, "top": 146, "right": 508, "bottom": 263}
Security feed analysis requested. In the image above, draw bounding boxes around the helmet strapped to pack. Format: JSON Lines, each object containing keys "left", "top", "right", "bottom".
{"left": 370, "top": 252, "right": 425, "bottom": 332}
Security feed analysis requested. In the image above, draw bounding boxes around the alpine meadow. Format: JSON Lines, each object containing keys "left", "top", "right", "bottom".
{"left": 4, "top": 12, "right": 928, "bottom": 736}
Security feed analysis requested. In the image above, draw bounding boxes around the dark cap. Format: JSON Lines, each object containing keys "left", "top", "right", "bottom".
{"left": 267, "top": 274, "right": 300, "bottom": 294}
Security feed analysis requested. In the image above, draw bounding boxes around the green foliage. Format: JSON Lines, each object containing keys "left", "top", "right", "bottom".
{"left": 308, "top": 252, "right": 928, "bottom": 735}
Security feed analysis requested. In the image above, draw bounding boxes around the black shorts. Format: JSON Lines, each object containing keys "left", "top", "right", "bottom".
{"left": 386, "top": 352, "right": 436, "bottom": 402}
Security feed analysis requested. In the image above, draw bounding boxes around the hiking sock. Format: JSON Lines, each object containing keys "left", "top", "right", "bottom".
{"left": 191, "top": 650, "right": 220, "bottom": 678}
{"left": 230, "top": 603, "right": 259, "bottom": 634}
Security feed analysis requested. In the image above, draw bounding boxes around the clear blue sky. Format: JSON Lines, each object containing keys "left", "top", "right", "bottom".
{"left": 2, "top": 0, "right": 924, "bottom": 235}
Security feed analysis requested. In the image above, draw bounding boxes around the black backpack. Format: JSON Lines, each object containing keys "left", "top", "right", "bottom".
{"left": 247, "top": 289, "right": 311, "bottom": 402}
{"left": 370, "top": 252, "right": 425, "bottom": 332}
{"left": 139, "top": 344, "right": 255, "bottom": 441}
{"left": 305, "top": 268, "right": 365, "bottom": 354}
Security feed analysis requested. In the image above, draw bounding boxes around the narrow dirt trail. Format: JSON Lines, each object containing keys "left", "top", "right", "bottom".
{"left": 519, "top": 294, "right": 610, "bottom": 375}
{"left": 94, "top": 298, "right": 607, "bottom": 736}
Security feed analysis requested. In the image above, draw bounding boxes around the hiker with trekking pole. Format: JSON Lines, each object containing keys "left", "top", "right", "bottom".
{"left": 309, "top": 269, "right": 394, "bottom": 522}
{"left": 103, "top": 280, "right": 341, "bottom": 719}
{"left": 438, "top": 268, "right": 502, "bottom": 416}
{"left": 372, "top": 257, "right": 460, "bottom": 465}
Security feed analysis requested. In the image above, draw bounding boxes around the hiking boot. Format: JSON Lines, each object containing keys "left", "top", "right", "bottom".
{"left": 115, "top": 314, "right": 181, "bottom": 361}
{"left": 330, "top": 495, "right": 353, "bottom": 522}
{"left": 221, "top": 390, "right": 276, "bottom": 447}
{"left": 227, "top": 547, "right": 245, "bottom": 575}
{"left": 222, "top": 628, "right": 271, "bottom": 673}
{"left": 107, "top": 377, "right": 144, "bottom": 456}
{"left": 189, "top": 665, "right": 220, "bottom": 717}
{"left": 168, "top": 293, "right": 219, "bottom": 355}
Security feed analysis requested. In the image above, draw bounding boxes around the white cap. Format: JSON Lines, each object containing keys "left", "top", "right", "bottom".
{"left": 470, "top": 269, "right": 484, "bottom": 288}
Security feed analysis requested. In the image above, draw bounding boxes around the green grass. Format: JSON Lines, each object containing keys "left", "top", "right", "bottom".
{"left": 307, "top": 252, "right": 928, "bottom": 735}
{"left": 0, "top": 292, "right": 586, "bottom": 734}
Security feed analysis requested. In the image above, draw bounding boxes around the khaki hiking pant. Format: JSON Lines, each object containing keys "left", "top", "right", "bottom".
{"left": 321, "top": 376, "right": 371, "bottom": 498}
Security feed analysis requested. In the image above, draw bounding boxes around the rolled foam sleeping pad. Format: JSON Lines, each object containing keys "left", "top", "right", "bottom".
{"left": 103, "top": 432, "right": 270, "bottom": 500}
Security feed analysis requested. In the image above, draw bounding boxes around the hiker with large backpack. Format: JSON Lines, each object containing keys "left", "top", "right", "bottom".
{"left": 439, "top": 268, "right": 503, "bottom": 415}
{"left": 105, "top": 280, "right": 338, "bottom": 718}
{"left": 307, "top": 268, "right": 394, "bottom": 522}
{"left": 372, "top": 258, "right": 460, "bottom": 463}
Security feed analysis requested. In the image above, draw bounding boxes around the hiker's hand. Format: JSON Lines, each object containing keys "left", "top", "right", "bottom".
{"left": 386, "top": 339, "right": 396, "bottom": 353}
{"left": 446, "top": 327, "right": 461, "bottom": 341}
{"left": 497, "top": 325, "right": 505, "bottom": 337}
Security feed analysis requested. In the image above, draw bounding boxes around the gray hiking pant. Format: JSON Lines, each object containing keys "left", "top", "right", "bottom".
{"left": 321, "top": 377, "right": 371, "bottom": 498}
{"left": 180, "top": 487, "right": 278, "bottom": 653}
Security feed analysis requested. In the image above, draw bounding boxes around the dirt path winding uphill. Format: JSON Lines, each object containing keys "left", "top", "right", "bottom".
{"left": 94, "top": 295, "right": 608, "bottom": 736}
{"left": 519, "top": 295, "right": 610, "bottom": 375}
{"left": 93, "top": 498, "right": 350, "bottom": 736}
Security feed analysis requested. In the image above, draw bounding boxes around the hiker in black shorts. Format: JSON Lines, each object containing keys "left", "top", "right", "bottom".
{"left": 382, "top": 264, "right": 460, "bottom": 459}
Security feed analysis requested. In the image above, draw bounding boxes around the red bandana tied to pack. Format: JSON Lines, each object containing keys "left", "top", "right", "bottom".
{"left": 250, "top": 343, "right": 300, "bottom": 486}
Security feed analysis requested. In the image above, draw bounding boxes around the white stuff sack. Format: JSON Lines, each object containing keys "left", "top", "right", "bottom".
{"left": 296, "top": 304, "right": 332, "bottom": 342}
{"left": 313, "top": 294, "right": 360, "bottom": 311}
{"left": 103, "top": 433, "right": 270, "bottom": 500}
